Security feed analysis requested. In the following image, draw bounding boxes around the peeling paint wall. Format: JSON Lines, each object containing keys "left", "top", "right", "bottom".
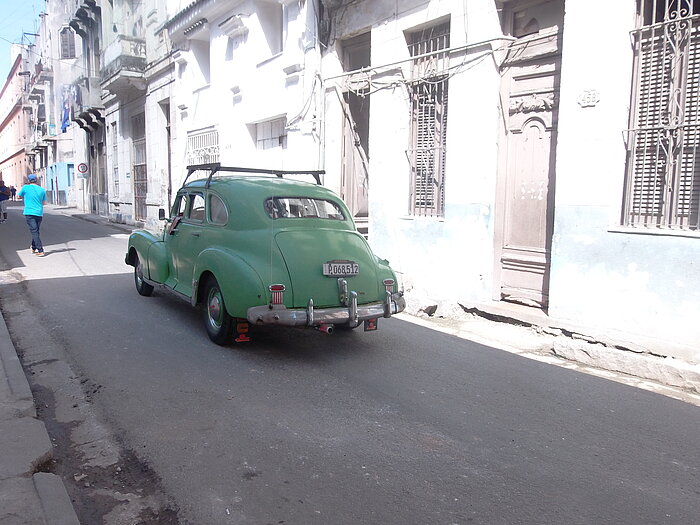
{"left": 551, "top": 0, "right": 700, "bottom": 358}
{"left": 321, "top": 0, "right": 505, "bottom": 305}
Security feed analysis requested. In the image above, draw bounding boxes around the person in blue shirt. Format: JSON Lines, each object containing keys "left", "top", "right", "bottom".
{"left": 18, "top": 174, "right": 47, "bottom": 257}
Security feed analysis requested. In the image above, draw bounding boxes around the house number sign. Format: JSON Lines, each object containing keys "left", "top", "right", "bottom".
{"left": 578, "top": 89, "right": 600, "bottom": 108}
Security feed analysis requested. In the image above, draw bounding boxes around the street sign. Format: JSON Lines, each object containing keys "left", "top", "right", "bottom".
{"left": 77, "top": 163, "right": 88, "bottom": 174}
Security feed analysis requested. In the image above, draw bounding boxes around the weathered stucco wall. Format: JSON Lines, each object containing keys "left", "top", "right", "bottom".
{"left": 323, "top": 0, "right": 505, "bottom": 305}
{"left": 169, "top": 0, "right": 323, "bottom": 184}
{"left": 551, "top": 0, "right": 700, "bottom": 359}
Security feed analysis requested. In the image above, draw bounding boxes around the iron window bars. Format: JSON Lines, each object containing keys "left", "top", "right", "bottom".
{"left": 407, "top": 21, "right": 450, "bottom": 218}
{"left": 624, "top": 0, "right": 700, "bottom": 230}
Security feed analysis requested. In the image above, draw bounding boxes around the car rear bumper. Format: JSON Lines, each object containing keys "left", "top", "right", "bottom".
{"left": 247, "top": 291, "right": 406, "bottom": 328}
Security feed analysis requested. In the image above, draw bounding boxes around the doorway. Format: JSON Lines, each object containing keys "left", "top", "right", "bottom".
{"left": 339, "top": 32, "right": 371, "bottom": 237}
{"left": 494, "top": 0, "right": 564, "bottom": 308}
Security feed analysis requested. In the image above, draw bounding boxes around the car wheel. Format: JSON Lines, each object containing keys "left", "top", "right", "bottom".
{"left": 203, "top": 278, "right": 234, "bottom": 345}
{"left": 134, "top": 255, "right": 154, "bottom": 297}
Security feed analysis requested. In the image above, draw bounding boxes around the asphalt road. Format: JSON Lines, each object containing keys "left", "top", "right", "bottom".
{"left": 1, "top": 203, "right": 699, "bottom": 525}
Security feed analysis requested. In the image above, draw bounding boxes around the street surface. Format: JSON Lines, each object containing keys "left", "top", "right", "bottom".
{"left": 0, "top": 202, "right": 699, "bottom": 525}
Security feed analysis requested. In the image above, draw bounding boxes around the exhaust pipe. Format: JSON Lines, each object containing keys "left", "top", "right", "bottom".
{"left": 316, "top": 324, "right": 334, "bottom": 334}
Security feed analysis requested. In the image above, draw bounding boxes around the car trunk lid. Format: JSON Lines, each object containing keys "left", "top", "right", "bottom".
{"left": 275, "top": 229, "right": 381, "bottom": 308}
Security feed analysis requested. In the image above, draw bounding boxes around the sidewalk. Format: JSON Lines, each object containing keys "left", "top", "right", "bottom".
{"left": 0, "top": 310, "right": 80, "bottom": 524}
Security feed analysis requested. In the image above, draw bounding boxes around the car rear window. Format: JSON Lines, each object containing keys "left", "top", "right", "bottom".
{"left": 265, "top": 197, "right": 346, "bottom": 220}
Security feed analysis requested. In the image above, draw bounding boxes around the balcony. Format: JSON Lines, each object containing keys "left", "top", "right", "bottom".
{"left": 68, "top": 0, "right": 100, "bottom": 38}
{"left": 69, "top": 78, "right": 104, "bottom": 131}
{"left": 102, "top": 35, "right": 147, "bottom": 96}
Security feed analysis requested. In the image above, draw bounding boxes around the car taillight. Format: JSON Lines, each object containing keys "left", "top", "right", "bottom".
{"left": 383, "top": 279, "right": 395, "bottom": 293}
{"left": 269, "top": 284, "right": 285, "bottom": 305}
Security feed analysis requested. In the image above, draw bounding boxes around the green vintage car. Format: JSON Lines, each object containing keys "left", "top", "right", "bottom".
{"left": 125, "top": 164, "right": 405, "bottom": 344}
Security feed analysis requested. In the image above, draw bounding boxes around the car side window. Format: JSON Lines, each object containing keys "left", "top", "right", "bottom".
{"left": 187, "top": 193, "right": 206, "bottom": 222}
{"left": 209, "top": 194, "right": 228, "bottom": 225}
{"left": 172, "top": 194, "right": 186, "bottom": 217}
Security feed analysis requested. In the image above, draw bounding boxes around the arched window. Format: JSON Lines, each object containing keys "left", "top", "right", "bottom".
{"left": 60, "top": 27, "right": 76, "bottom": 59}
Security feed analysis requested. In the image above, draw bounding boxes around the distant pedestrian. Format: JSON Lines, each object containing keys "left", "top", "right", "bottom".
{"left": 10, "top": 186, "right": 16, "bottom": 200}
{"left": 0, "top": 177, "right": 10, "bottom": 223}
{"left": 18, "top": 174, "right": 47, "bottom": 257}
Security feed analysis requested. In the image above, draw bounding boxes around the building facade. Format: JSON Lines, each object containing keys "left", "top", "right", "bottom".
{"left": 164, "top": 0, "right": 323, "bottom": 188}
{"left": 0, "top": 54, "right": 32, "bottom": 189}
{"left": 320, "top": 0, "right": 700, "bottom": 360}
{"left": 23, "top": 2, "right": 87, "bottom": 206}
{"left": 66, "top": 0, "right": 108, "bottom": 215}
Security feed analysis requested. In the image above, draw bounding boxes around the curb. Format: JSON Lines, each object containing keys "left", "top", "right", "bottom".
{"left": 34, "top": 473, "right": 81, "bottom": 525}
{"left": 0, "top": 314, "right": 35, "bottom": 418}
{"left": 0, "top": 302, "right": 81, "bottom": 524}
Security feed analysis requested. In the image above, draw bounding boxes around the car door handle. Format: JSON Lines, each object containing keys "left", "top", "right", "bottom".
{"left": 191, "top": 231, "right": 201, "bottom": 237}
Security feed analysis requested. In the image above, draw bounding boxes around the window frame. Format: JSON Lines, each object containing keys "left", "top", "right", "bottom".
{"left": 60, "top": 27, "right": 76, "bottom": 59}
{"left": 208, "top": 193, "right": 229, "bottom": 225}
{"left": 186, "top": 192, "right": 206, "bottom": 222}
{"left": 264, "top": 196, "right": 346, "bottom": 220}
{"left": 623, "top": 0, "right": 700, "bottom": 231}
{"left": 406, "top": 20, "right": 451, "bottom": 218}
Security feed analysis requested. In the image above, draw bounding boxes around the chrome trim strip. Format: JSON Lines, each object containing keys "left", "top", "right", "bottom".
{"left": 349, "top": 291, "right": 358, "bottom": 327}
{"left": 337, "top": 278, "right": 348, "bottom": 306}
{"left": 307, "top": 298, "right": 314, "bottom": 327}
{"left": 247, "top": 293, "right": 406, "bottom": 327}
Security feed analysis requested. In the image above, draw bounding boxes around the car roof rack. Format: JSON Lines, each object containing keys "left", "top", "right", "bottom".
{"left": 184, "top": 163, "right": 325, "bottom": 187}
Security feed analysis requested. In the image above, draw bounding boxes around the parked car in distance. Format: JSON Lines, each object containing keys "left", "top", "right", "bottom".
{"left": 125, "top": 164, "right": 406, "bottom": 345}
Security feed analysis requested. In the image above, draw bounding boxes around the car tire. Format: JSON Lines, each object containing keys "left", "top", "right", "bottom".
{"left": 203, "top": 278, "right": 234, "bottom": 345}
{"left": 134, "top": 255, "right": 154, "bottom": 297}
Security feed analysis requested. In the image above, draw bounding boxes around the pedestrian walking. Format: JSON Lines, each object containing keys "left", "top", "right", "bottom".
{"left": 0, "top": 177, "right": 10, "bottom": 223}
{"left": 10, "top": 186, "right": 16, "bottom": 200}
{"left": 18, "top": 174, "right": 47, "bottom": 257}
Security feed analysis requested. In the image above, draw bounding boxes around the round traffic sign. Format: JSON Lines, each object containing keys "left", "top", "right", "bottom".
{"left": 77, "top": 162, "right": 88, "bottom": 174}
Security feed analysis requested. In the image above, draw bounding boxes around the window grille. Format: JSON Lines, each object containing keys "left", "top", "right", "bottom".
{"left": 407, "top": 21, "right": 450, "bottom": 217}
{"left": 624, "top": 0, "right": 700, "bottom": 230}
{"left": 60, "top": 28, "right": 76, "bottom": 59}
{"left": 186, "top": 128, "right": 220, "bottom": 165}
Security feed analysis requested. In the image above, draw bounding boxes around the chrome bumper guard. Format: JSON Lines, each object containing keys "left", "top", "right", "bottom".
{"left": 247, "top": 291, "right": 406, "bottom": 328}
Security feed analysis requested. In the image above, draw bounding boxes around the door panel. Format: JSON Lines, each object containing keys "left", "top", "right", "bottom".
{"left": 495, "top": 0, "right": 563, "bottom": 308}
{"left": 340, "top": 32, "right": 371, "bottom": 237}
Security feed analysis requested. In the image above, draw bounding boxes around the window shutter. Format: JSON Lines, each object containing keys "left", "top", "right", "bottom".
{"left": 677, "top": 25, "right": 700, "bottom": 227}
{"left": 60, "top": 29, "right": 75, "bottom": 59}
{"left": 625, "top": 2, "right": 700, "bottom": 230}
{"left": 407, "top": 21, "right": 450, "bottom": 217}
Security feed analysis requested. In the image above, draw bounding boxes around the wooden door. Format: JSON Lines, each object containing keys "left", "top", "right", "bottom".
{"left": 340, "top": 32, "right": 371, "bottom": 237}
{"left": 495, "top": 0, "right": 564, "bottom": 308}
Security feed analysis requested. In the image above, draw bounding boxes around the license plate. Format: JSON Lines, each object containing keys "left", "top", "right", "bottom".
{"left": 323, "top": 260, "right": 359, "bottom": 277}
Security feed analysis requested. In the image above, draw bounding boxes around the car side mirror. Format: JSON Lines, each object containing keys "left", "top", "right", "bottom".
{"left": 158, "top": 209, "right": 166, "bottom": 220}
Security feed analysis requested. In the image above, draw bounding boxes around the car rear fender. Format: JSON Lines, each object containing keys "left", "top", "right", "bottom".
{"left": 127, "top": 231, "right": 168, "bottom": 283}
{"left": 192, "top": 248, "right": 267, "bottom": 318}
